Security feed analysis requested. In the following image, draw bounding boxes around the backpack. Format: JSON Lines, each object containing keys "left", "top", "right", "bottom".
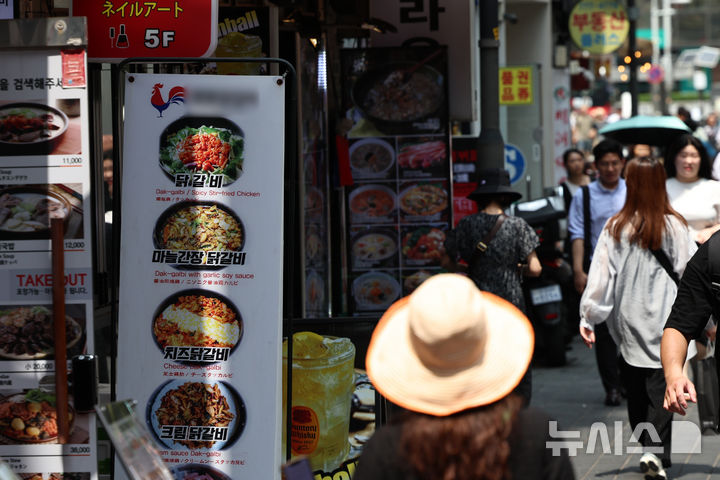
{"left": 709, "top": 231, "right": 720, "bottom": 322}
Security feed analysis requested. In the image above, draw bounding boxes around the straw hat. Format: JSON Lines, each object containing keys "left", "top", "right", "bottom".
{"left": 366, "top": 273, "right": 534, "bottom": 416}
{"left": 467, "top": 168, "right": 522, "bottom": 203}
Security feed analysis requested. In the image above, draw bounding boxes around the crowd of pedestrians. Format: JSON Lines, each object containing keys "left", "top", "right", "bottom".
{"left": 350, "top": 105, "right": 720, "bottom": 479}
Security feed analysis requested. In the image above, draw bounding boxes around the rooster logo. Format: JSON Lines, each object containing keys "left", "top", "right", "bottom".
{"left": 150, "top": 83, "right": 185, "bottom": 118}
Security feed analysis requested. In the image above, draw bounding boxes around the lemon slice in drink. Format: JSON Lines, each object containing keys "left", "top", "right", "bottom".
{"left": 292, "top": 331, "right": 329, "bottom": 359}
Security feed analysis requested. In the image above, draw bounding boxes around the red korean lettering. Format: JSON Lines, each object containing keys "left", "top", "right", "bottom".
{"left": 572, "top": 13, "right": 589, "bottom": 32}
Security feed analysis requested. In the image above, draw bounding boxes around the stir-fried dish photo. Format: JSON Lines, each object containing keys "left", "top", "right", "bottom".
{"left": 158, "top": 204, "right": 244, "bottom": 252}
{"left": 154, "top": 382, "right": 236, "bottom": 449}
{"left": 0, "top": 306, "right": 82, "bottom": 359}
{"left": 153, "top": 294, "right": 241, "bottom": 350}
{"left": 172, "top": 466, "right": 231, "bottom": 480}
{"left": 363, "top": 69, "right": 442, "bottom": 122}
{"left": 160, "top": 125, "right": 244, "bottom": 183}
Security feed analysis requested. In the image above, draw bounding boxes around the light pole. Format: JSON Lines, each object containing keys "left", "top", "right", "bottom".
{"left": 476, "top": 0, "right": 505, "bottom": 170}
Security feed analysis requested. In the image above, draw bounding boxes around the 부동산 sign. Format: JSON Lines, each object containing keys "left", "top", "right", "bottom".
{"left": 569, "top": 0, "right": 629, "bottom": 55}
{"left": 71, "top": 0, "right": 218, "bottom": 62}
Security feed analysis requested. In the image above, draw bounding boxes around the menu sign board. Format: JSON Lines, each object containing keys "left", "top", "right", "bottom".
{"left": 340, "top": 47, "right": 451, "bottom": 314}
{"left": 117, "top": 73, "right": 285, "bottom": 480}
{"left": 0, "top": 49, "right": 97, "bottom": 479}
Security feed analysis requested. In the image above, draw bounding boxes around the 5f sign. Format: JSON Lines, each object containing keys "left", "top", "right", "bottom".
{"left": 144, "top": 29, "right": 176, "bottom": 49}
{"left": 399, "top": 0, "right": 446, "bottom": 31}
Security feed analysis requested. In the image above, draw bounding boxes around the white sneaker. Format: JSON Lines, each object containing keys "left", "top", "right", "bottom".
{"left": 639, "top": 452, "right": 668, "bottom": 480}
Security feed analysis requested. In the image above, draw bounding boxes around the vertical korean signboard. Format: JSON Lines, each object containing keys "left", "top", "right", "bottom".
{"left": 117, "top": 74, "right": 285, "bottom": 479}
{"left": 0, "top": 19, "right": 97, "bottom": 480}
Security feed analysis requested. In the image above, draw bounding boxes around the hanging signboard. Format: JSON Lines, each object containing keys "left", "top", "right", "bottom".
{"left": 569, "top": 0, "right": 629, "bottom": 55}
{"left": 0, "top": 17, "right": 97, "bottom": 479}
{"left": 71, "top": 0, "right": 218, "bottom": 62}
{"left": 117, "top": 72, "right": 285, "bottom": 480}
{"left": 499, "top": 66, "right": 534, "bottom": 106}
{"left": 0, "top": 1, "right": 12, "bottom": 20}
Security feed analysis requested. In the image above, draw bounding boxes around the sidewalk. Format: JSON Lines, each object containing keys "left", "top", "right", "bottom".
{"left": 533, "top": 336, "right": 720, "bottom": 479}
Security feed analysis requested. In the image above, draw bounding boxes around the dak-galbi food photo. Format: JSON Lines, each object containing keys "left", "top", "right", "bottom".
{"left": 153, "top": 291, "right": 242, "bottom": 353}
{"left": 149, "top": 381, "right": 245, "bottom": 451}
{"left": 159, "top": 117, "right": 244, "bottom": 186}
{"left": 154, "top": 202, "right": 245, "bottom": 253}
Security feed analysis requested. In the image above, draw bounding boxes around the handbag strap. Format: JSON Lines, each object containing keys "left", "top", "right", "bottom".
{"left": 472, "top": 214, "right": 506, "bottom": 264}
{"left": 582, "top": 185, "right": 592, "bottom": 272}
{"left": 650, "top": 248, "right": 679, "bottom": 285}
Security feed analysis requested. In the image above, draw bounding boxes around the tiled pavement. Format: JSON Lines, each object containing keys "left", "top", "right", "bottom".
{"left": 533, "top": 336, "right": 720, "bottom": 479}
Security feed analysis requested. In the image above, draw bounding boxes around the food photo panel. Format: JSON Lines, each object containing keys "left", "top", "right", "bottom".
{"left": 348, "top": 137, "right": 397, "bottom": 181}
{"left": 398, "top": 180, "right": 450, "bottom": 224}
{"left": 152, "top": 201, "right": 246, "bottom": 270}
{"left": 401, "top": 269, "right": 436, "bottom": 297}
{"left": 0, "top": 99, "right": 82, "bottom": 157}
{"left": 158, "top": 116, "right": 245, "bottom": 189}
{"left": 152, "top": 290, "right": 242, "bottom": 365}
{"left": 347, "top": 183, "right": 397, "bottom": 225}
{"left": 400, "top": 224, "right": 447, "bottom": 268}
{"left": 0, "top": 303, "right": 86, "bottom": 361}
{"left": 350, "top": 270, "right": 401, "bottom": 313}
{"left": 0, "top": 183, "right": 84, "bottom": 240}
{"left": 341, "top": 46, "right": 448, "bottom": 138}
{"left": 169, "top": 465, "right": 231, "bottom": 480}
{"left": 397, "top": 135, "right": 449, "bottom": 179}
{"left": 146, "top": 380, "right": 246, "bottom": 451}
{"left": 349, "top": 226, "right": 399, "bottom": 270}
{"left": 0, "top": 387, "right": 90, "bottom": 445}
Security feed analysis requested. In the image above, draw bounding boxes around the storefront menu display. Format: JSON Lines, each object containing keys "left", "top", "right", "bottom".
{"left": 299, "top": 38, "right": 330, "bottom": 318}
{"left": 117, "top": 74, "right": 285, "bottom": 480}
{"left": 0, "top": 45, "right": 97, "bottom": 478}
{"left": 341, "top": 47, "right": 451, "bottom": 313}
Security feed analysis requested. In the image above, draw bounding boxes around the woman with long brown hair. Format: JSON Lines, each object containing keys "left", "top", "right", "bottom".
{"left": 579, "top": 157, "right": 697, "bottom": 480}
{"left": 354, "top": 274, "right": 574, "bottom": 480}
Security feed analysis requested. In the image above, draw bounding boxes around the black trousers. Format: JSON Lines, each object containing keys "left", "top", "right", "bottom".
{"left": 619, "top": 356, "right": 673, "bottom": 468}
{"left": 594, "top": 321, "right": 621, "bottom": 394}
